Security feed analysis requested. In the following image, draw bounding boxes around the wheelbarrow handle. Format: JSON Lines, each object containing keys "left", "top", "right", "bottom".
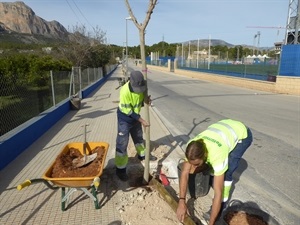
{"left": 93, "top": 177, "right": 100, "bottom": 188}
{"left": 17, "top": 179, "right": 32, "bottom": 190}
{"left": 17, "top": 178, "right": 59, "bottom": 190}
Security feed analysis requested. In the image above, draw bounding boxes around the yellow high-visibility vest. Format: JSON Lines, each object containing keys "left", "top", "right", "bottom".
{"left": 119, "top": 82, "right": 144, "bottom": 116}
{"left": 188, "top": 119, "right": 247, "bottom": 176}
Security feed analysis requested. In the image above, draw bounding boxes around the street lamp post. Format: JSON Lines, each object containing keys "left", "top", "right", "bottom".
{"left": 125, "top": 16, "right": 132, "bottom": 80}
{"left": 208, "top": 34, "right": 211, "bottom": 70}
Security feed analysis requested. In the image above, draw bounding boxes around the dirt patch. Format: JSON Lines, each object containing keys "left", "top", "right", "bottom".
{"left": 117, "top": 184, "right": 181, "bottom": 225}
{"left": 51, "top": 146, "right": 106, "bottom": 178}
{"left": 116, "top": 141, "right": 183, "bottom": 225}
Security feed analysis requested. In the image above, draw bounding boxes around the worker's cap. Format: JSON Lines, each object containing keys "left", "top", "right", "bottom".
{"left": 130, "top": 70, "right": 146, "bottom": 93}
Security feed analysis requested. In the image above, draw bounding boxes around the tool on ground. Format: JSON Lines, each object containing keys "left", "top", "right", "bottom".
{"left": 72, "top": 124, "right": 97, "bottom": 167}
{"left": 159, "top": 171, "right": 170, "bottom": 186}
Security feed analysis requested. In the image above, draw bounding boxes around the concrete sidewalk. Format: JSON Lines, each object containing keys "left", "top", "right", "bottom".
{"left": 0, "top": 65, "right": 210, "bottom": 225}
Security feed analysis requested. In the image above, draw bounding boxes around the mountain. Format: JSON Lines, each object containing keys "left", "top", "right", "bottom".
{"left": 183, "top": 39, "right": 234, "bottom": 48}
{"left": 0, "top": 1, "right": 69, "bottom": 41}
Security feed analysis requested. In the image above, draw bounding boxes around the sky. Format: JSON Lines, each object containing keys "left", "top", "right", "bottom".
{"left": 3, "top": 0, "right": 289, "bottom": 47}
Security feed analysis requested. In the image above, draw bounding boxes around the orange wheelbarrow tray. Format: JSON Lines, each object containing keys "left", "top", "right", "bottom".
{"left": 17, "top": 141, "right": 109, "bottom": 211}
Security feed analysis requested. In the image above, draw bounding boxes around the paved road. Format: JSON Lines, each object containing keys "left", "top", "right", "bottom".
{"left": 143, "top": 66, "right": 300, "bottom": 225}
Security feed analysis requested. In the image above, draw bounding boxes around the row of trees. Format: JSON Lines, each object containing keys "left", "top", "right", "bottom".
{"left": 0, "top": 54, "right": 71, "bottom": 89}
{"left": 126, "top": 41, "right": 278, "bottom": 61}
{"left": 0, "top": 26, "right": 119, "bottom": 89}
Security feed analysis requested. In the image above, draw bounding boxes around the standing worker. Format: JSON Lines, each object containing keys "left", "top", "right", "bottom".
{"left": 176, "top": 119, "right": 253, "bottom": 225}
{"left": 115, "top": 70, "right": 157, "bottom": 181}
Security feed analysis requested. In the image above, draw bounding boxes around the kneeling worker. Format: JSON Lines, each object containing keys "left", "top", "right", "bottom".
{"left": 176, "top": 119, "right": 253, "bottom": 225}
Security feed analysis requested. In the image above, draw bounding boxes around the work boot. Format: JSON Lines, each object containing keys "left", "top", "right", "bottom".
{"left": 138, "top": 154, "right": 157, "bottom": 161}
{"left": 116, "top": 168, "right": 128, "bottom": 182}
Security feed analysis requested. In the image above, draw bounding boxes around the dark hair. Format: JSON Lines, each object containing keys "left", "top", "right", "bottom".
{"left": 185, "top": 139, "right": 207, "bottom": 161}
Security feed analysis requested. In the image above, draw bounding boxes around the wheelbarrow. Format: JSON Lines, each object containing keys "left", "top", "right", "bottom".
{"left": 17, "top": 141, "right": 109, "bottom": 211}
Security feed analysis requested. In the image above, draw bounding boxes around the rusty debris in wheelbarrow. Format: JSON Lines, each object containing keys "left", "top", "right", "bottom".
{"left": 17, "top": 141, "right": 109, "bottom": 211}
{"left": 45, "top": 141, "right": 109, "bottom": 186}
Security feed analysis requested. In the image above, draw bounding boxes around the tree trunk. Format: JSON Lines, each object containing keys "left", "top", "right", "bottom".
{"left": 124, "top": 0, "right": 158, "bottom": 184}
{"left": 139, "top": 30, "right": 151, "bottom": 184}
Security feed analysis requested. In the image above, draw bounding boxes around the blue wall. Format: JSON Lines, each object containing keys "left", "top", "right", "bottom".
{"left": 0, "top": 101, "right": 70, "bottom": 170}
{"left": 0, "top": 67, "right": 116, "bottom": 170}
{"left": 279, "top": 45, "right": 300, "bottom": 76}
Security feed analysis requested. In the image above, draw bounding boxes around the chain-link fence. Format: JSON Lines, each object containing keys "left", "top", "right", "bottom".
{"left": 0, "top": 67, "right": 103, "bottom": 136}
{"left": 147, "top": 56, "right": 279, "bottom": 82}
{"left": 176, "top": 57, "right": 279, "bottom": 81}
{"left": 146, "top": 43, "right": 281, "bottom": 82}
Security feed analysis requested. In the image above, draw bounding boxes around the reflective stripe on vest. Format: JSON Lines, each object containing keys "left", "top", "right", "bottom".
{"left": 207, "top": 122, "right": 238, "bottom": 149}
{"left": 119, "top": 102, "right": 142, "bottom": 115}
{"left": 218, "top": 121, "right": 238, "bottom": 144}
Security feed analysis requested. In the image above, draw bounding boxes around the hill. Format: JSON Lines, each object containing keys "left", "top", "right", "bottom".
{"left": 0, "top": 1, "right": 68, "bottom": 40}
{"left": 0, "top": 1, "right": 91, "bottom": 45}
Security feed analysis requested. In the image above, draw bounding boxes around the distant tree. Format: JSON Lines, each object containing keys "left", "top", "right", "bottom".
{"left": 108, "top": 44, "right": 124, "bottom": 61}
{"left": 0, "top": 54, "right": 30, "bottom": 89}
{"left": 0, "top": 54, "right": 72, "bottom": 89}
{"left": 85, "top": 44, "right": 112, "bottom": 68}
{"left": 148, "top": 41, "right": 176, "bottom": 57}
{"left": 59, "top": 24, "right": 109, "bottom": 67}
{"left": 167, "top": 43, "right": 178, "bottom": 56}
{"left": 128, "top": 45, "right": 150, "bottom": 59}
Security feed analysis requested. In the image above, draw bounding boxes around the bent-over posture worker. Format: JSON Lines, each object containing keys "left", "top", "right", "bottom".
{"left": 176, "top": 119, "right": 253, "bottom": 225}
{"left": 115, "top": 70, "right": 157, "bottom": 181}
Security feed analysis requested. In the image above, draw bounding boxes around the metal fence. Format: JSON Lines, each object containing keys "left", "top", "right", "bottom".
{"left": 179, "top": 58, "right": 279, "bottom": 81}
{"left": 147, "top": 57, "right": 280, "bottom": 82}
{"left": 0, "top": 67, "right": 103, "bottom": 136}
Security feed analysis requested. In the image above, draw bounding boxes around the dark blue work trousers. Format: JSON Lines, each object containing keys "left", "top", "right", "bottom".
{"left": 115, "top": 118, "right": 143, "bottom": 158}
{"left": 225, "top": 127, "right": 253, "bottom": 182}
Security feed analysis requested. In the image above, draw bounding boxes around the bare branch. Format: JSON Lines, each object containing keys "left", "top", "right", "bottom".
{"left": 124, "top": 0, "right": 158, "bottom": 31}
{"left": 142, "top": 0, "right": 158, "bottom": 30}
